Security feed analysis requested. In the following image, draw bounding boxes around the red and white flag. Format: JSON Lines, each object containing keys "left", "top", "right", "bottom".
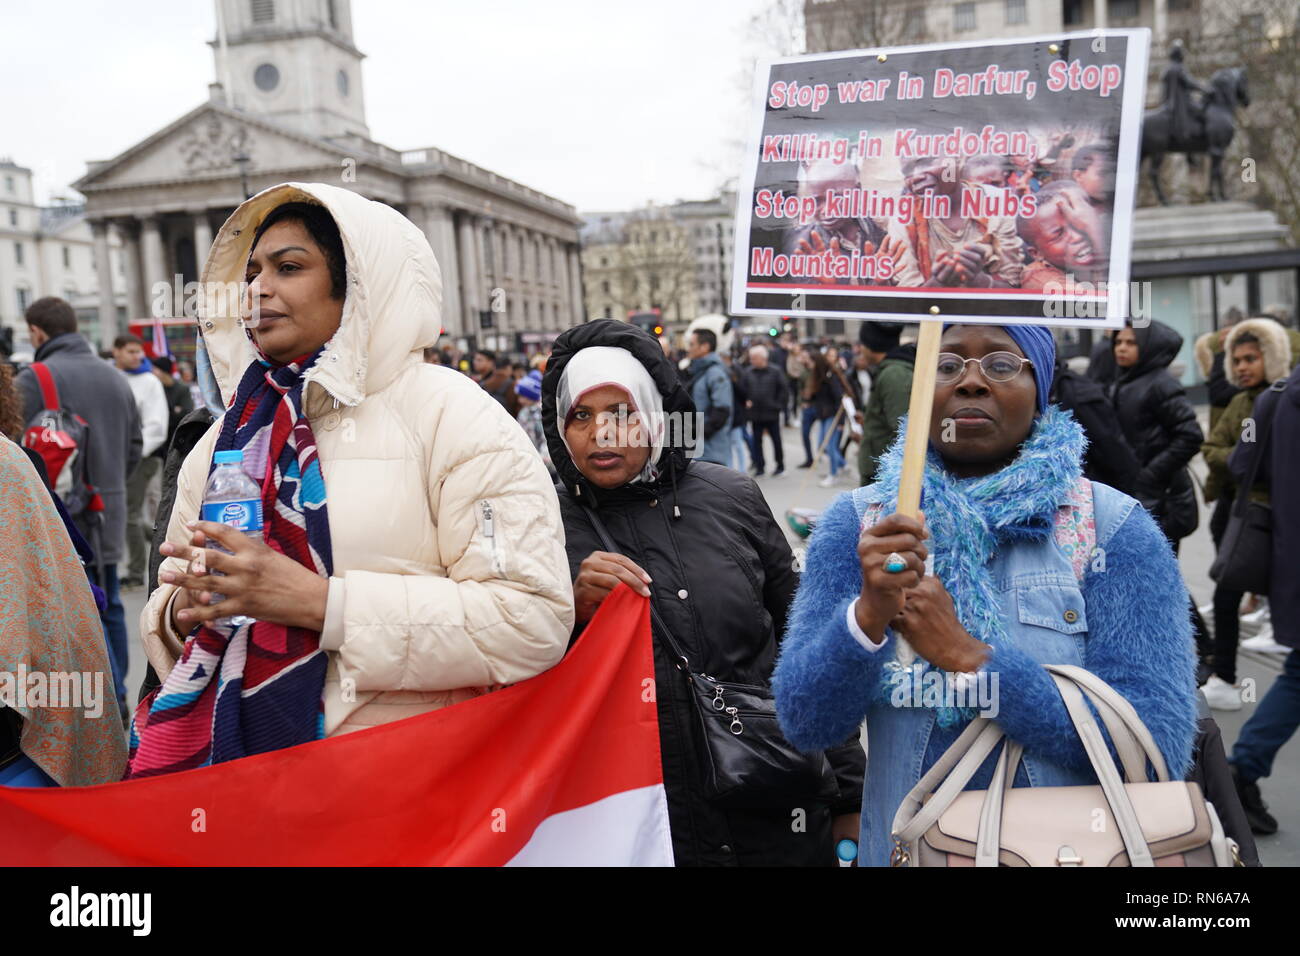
{"left": 0, "top": 585, "right": 672, "bottom": 866}
{"left": 150, "top": 316, "right": 170, "bottom": 358}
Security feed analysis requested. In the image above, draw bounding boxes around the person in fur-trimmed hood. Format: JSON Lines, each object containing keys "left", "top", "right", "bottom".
{"left": 773, "top": 322, "right": 1198, "bottom": 866}
{"left": 1194, "top": 315, "right": 1300, "bottom": 434}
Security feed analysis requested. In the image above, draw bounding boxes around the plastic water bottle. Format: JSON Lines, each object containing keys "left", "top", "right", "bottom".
{"left": 199, "top": 449, "right": 264, "bottom": 626}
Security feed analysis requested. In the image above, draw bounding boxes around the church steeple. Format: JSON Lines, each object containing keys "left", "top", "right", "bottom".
{"left": 213, "top": 0, "right": 369, "bottom": 140}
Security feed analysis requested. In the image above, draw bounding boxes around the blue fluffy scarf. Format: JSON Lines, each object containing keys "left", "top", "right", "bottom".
{"left": 864, "top": 405, "right": 1086, "bottom": 725}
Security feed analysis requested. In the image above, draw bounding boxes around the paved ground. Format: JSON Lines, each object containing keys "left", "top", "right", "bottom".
{"left": 119, "top": 407, "right": 1298, "bottom": 864}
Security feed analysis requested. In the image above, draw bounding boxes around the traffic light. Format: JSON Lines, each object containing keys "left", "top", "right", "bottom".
{"left": 768, "top": 327, "right": 778, "bottom": 337}
{"left": 653, "top": 325, "right": 664, "bottom": 336}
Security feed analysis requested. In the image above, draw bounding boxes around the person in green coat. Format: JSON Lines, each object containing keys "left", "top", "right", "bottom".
{"left": 1200, "top": 317, "right": 1294, "bottom": 710}
{"left": 856, "top": 322, "right": 915, "bottom": 485}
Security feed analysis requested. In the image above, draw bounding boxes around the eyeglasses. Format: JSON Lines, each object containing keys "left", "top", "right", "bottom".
{"left": 935, "top": 352, "right": 1034, "bottom": 385}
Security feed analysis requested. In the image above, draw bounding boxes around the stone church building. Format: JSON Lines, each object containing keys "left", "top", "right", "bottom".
{"left": 74, "top": 0, "right": 584, "bottom": 351}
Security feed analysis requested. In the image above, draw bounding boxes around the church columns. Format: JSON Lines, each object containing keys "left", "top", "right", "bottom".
{"left": 419, "top": 204, "right": 461, "bottom": 337}
{"left": 1153, "top": 0, "right": 1168, "bottom": 48}
{"left": 1093, "top": 0, "right": 1107, "bottom": 29}
{"left": 90, "top": 220, "right": 118, "bottom": 349}
{"left": 192, "top": 210, "right": 214, "bottom": 276}
{"left": 115, "top": 220, "right": 146, "bottom": 321}
{"left": 140, "top": 215, "right": 167, "bottom": 304}
{"left": 567, "top": 246, "right": 584, "bottom": 325}
{"left": 457, "top": 213, "right": 483, "bottom": 336}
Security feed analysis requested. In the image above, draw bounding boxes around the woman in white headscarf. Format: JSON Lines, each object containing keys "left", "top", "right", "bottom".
{"left": 541, "top": 319, "right": 863, "bottom": 866}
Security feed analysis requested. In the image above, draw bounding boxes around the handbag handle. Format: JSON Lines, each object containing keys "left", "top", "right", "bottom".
{"left": 1044, "top": 664, "right": 1169, "bottom": 782}
{"left": 896, "top": 664, "right": 1167, "bottom": 866}
{"left": 973, "top": 673, "right": 1155, "bottom": 866}
{"left": 890, "top": 718, "right": 1006, "bottom": 850}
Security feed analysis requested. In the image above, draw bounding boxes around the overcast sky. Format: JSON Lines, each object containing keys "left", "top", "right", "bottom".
{"left": 3, "top": 0, "right": 783, "bottom": 211}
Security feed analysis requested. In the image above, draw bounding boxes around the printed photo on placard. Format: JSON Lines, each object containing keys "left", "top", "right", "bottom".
{"left": 731, "top": 30, "right": 1150, "bottom": 328}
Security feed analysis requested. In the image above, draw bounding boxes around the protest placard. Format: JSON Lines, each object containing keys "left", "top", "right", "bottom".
{"left": 731, "top": 30, "right": 1151, "bottom": 329}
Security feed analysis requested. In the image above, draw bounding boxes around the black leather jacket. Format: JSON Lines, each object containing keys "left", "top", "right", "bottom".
{"left": 542, "top": 320, "right": 863, "bottom": 866}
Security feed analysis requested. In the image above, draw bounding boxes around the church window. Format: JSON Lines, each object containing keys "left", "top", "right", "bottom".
{"left": 254, "top": 63, "right": 281, "bottom": 92}
{"left": 251, "top": 0, "right": 276, "bottom": 24}
{"left": 1109, "top": 0, "right": 1139, "bottom": 20}
{"left": 62, "top": 245, "right": 71, "bottom": 269}
{"left": 327, "top": 0, "right": 338, "bottom": 29}
{"left": 15, "top": 242, "right": 24, "bottom": 267}
{"left": 337, "top": 69, "right": 349, "bottom": 97}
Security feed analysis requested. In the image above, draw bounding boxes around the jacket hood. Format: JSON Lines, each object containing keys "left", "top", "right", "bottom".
{"left": 1122, "top": 319, "right": 1183, "bottom": 378}
{"left": 34, "top": 331, "right": 94, "bottom": 361}
{"left": 883, "top": 342, "right": 917, "bottom": 366}
{"left": 1193, "top": 330, "right": 1220, "bottom": 378}
{"left": 197, "top": 182, "right": 442, "bottom": 413}
{"left": 542, "top": 319, "right": 695, "bottom": 500}
{"left": 1223, "top": 317, "right": 1292, "bottom": 386}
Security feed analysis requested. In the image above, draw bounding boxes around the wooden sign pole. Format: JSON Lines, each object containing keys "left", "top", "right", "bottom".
{"left": 890, "top": 318, "right": 942, "bottom": 667}
{"left": 896, "top": 319, "right": 943, "bottom": 518}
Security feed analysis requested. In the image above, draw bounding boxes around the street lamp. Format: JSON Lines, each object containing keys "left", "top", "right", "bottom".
{"left": 232, "top": 149, "right": 252, "bottom": 200}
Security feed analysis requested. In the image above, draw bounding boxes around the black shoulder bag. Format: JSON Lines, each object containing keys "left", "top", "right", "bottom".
{"left": 1210, "top": 379, "right": 1288, "bottom": 594}
{"left": 582, "top": 505, "right": 839, "bottom": 809}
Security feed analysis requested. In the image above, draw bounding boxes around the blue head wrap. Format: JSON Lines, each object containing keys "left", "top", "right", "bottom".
{"left": 941, "top": 323, "right": 1056, "bottom": 412}
{"left": 1003, "top": 325, "right": 1056, "bottom": 413}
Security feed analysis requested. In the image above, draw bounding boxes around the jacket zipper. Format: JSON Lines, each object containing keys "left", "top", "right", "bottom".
{"left": 479, "top": 499, "right": 503, "bottom": 575}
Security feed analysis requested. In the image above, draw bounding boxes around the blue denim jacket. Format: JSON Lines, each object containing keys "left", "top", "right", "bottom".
{"left": 773, "top": 480, "right": 1198, "bottom": 867}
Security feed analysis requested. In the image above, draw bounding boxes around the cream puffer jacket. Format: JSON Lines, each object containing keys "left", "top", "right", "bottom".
{"left": 140, "top": 182, "right": 573, "bottom": 735}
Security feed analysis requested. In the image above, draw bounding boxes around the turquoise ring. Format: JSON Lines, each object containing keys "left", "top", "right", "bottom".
{"left": 884, "top": 552, "right": 907, "bottom": 573}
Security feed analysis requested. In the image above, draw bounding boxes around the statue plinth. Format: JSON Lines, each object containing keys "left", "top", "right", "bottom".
{"left": 1132, "top": 202, "right": 1289, "bottom": 263}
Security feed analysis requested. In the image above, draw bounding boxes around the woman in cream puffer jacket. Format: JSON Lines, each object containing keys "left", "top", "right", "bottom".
{"left": 140, "top": 182, "right": 573, "bottom": 735}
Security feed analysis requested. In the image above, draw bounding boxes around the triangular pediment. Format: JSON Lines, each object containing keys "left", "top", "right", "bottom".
{"left": 74, "top": 103, "right": 352, "bottom": 193}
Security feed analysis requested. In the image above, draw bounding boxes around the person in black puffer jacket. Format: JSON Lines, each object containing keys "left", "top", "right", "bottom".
{"left": 1109, "top": 318, "right": 1211, "bottom": 670}
{"left": 1108, "top": 319, "right": 1203, "bottom": 543}
{"left": 542, "top": 319, "right": 864, "bottom": 867}
{"left": 1051, "top": 357, "right": 1141, "bottom": 496}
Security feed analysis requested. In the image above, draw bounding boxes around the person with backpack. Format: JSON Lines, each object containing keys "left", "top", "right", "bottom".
{"left": 112, "top": 334, "right": 169, "bottom": 589}
{"left": 16, "top": 297, "right": 142, "bottom": 721}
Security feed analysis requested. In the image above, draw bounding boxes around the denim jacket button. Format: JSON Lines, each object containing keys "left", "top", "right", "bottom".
{"left": 1063, "top": 609, "right": 1078, "bottom": 624}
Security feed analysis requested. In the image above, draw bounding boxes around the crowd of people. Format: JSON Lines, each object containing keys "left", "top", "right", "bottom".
{"left": 2, "top": 180, "right": 1297, "bottom": 866}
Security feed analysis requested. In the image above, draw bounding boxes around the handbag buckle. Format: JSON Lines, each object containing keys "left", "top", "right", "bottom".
{"left": 712, "top": 686, "right": 726, "bottom": 711}
{"left": 890, "top": 841, "right": 910, "bottom": 867}
{"left": 1056, "top": 845, "right": 1083, "bottom": 866}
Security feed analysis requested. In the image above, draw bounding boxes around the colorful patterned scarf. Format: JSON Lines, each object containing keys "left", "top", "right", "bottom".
{"left": 126, "top": 350, "right": 332, "bottom": 777}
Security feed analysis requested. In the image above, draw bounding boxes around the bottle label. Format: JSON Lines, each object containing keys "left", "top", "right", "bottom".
{"left": 201, "top": 498, "right": 264, "bottom": 533}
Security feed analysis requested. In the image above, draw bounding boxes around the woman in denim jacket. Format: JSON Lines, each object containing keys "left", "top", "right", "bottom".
{"left": 773, "top": 323, "right": 1198, "bottom": 867}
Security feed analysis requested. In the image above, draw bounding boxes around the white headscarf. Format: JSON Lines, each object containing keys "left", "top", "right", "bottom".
{"left": 557, "top": 346, "right": 666, "bottom": 484}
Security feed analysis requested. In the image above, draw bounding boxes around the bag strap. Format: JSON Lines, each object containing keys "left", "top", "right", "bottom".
{"left": 31, "top": 362, "right": 60, "bottom": 412}
{"left": 1233, "top": 378, "right": 1288, "bottom": 515}
{"left": 975, "top": 739, "right": 1023, "bottom": 866}
{"left": 582, "top": 503, "right": 693, "bottom": 669}
{"left": 976, "top": 675, "right": 1155, "bottom": 867}
{"left": 1049, "top": 674, "right": 1155, "bottom": 866}
{"left": 1044, "top": 663, "right": 1169, "bottom": 782}
{"left": 890, "top": 718, "right": 1005, "bottom": 848}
